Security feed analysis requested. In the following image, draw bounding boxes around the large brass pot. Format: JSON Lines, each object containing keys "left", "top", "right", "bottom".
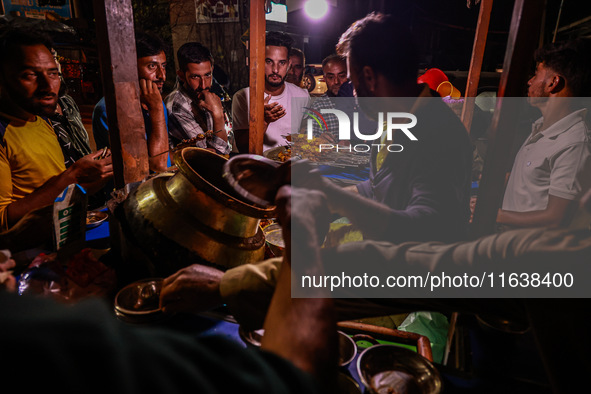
{"left": 119, "top": 148, "right": 275, "bottom": 278}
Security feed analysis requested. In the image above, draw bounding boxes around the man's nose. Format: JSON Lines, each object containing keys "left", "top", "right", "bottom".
{"left": 156, "top": 65, "right": 166, "bottom": 81}
{"left": 37, "top": 73, "right": 53, "bottom": 91}
{"left": 199, "top": 77, "right": 207, "bottom": 90}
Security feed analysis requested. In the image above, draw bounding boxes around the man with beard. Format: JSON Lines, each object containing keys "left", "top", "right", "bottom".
{"left": 497, "top": 38, "right": 591, "bottom": 229}
{"left": 285, "top": 47, "right": 305, "bottom": 87}
{"left": 165, "top": 42, "right": 233, "bottom": 156}
{"left": 0, "top": 28, "right": 112, "bottom": 230}
{"left": 92, "top": 31, "right": 169, "bottom": 172}
{"left": 232, "top": 31, "right": 309, "bottom": 152}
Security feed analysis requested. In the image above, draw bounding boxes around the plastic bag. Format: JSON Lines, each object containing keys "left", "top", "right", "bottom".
{"left": 397, "top": 311, "right": 449, "bottom": 364}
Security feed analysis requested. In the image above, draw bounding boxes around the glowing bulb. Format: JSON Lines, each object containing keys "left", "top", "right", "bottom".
{"left": 304, "top": 0, "right": 328, "bottom": 20}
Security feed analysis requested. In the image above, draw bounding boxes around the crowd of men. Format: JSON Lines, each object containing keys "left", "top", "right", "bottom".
{"left": 1, "top": 10, "right": 591, "bottom": 394}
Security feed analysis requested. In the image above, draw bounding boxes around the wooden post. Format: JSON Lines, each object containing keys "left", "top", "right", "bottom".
{"left": 248, "top": 0, "right": 266, "bottom": 154}
{"left": 461, "top": 0, "right": 493, "bottom": 133}
{"left": 470, "top": 0, "right": 544, "bottom": 238}
{"left": 93, "top": 0, "right": 149, "bottom": 189}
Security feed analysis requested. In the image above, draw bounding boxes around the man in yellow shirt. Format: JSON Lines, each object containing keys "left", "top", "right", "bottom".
{"left": 0, "top": 27, "right": 113, "bottom": 231}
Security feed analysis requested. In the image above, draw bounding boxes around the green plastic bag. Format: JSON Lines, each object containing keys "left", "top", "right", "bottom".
{"left": 397, "top": 311, "right": 449, "bottom": 364}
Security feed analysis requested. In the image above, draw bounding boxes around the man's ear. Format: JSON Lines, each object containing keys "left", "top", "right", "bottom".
{"left": 361, "top": 66, "right": 376, "bottom": 93}
{"left": 548, "top": 74, "right": 566, "bottom": 94}
{"left": 176, "top": 69, "right": 185, "bottom": 82}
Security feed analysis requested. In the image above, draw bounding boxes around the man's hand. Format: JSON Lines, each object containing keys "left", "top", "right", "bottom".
{"left": 0, "top": 255, "right": 16, "bottom": 292}
{"left": 139, "top": 79, "right": 163, "bottom": 112}
{"left": 263, "top": 95, "right": 286, "bottom": 124}
{"left": 68, "top": 150, "right": 114, "bottom": 194}
{"left": 197, "top": 90, "right": 224, "bottom": 118}
{"left": 159, "top": 264, "right": 224, "bottom": 314}
{"left": 275, "top": 186, "right": 331, "bottom": 261}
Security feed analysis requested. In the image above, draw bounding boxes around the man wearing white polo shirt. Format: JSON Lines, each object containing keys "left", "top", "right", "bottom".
{"left": 232, "top": 31, "right": 309, "bottom": 152}
{"left": 497, "top": 39, "right": 591, "bottom": 229}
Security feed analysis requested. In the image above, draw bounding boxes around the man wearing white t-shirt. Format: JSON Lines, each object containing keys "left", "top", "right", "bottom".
{"left": 232, "top": 31, "right": 309, "bottom": 152}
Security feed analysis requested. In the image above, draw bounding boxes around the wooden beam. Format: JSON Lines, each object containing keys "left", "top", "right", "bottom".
{"left": 93, "top": 0, "right": 149, "bottom": 189}
{"left": 248, "top": 0, "right": 266, "bottom": 154}
{"left": 461, "top": 0, "right": 493, "bottom": 133}
{"left": 470, "top": 0, "right": 545, "bottom": 238}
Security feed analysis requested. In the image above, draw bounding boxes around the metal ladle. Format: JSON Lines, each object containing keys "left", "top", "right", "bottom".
{"left": 223, "top": 154, "right": 292, "bottom": 208}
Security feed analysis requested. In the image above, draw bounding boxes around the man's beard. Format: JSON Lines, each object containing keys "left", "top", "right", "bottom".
{"left": 266, "top": 73, "right": 285, "bottom": 88}
{"left": 4, "top": 84, "right": 57, "bottom": 117}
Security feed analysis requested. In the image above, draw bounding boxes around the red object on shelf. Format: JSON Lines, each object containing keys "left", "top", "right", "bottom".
{"left": 417, "top": 68, "right": 448, "bottom": 91}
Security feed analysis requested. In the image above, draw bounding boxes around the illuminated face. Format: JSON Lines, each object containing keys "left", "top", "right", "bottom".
{"left": 527, "top": 62, "right": 553, "bottom": 107}
{"left": 286, "top": 54, "right": 304, "bottom": 85}
{"left": 178, "top": 61, "right": 213, "bottom": 93}
{"left": 0, "top": 44, "right": 60, "bottom": 117}
{"left": 265, "top": 45, "right": 290, "bottom": 88}
{"left": 137, "top": 51, "right": 167, "bottom": 93}
{"left": 323, "top": 60, "right": 348, "bottom": 96}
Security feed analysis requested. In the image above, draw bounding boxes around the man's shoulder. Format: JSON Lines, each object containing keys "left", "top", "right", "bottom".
{"left": 233, "top": 87, "right": 249, "bottom": 100}
{"left": 309, "top": 94, "right": 335, "bottom": 110}
{"left": 93, "top": 97, "right": 106, "bottom": 114}
{"left": 165, "top": 89, "right": 190, "bottom": 113}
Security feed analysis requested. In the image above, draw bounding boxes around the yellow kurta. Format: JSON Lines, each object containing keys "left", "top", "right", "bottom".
{"left": 0, "top": 113, "right": 65, "bottom": 230}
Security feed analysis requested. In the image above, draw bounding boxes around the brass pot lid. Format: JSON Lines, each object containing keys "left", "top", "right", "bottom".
{"left": 223, "top": 154, "right": 291, "bottom": 208}
{"left": 173, "top": 148, "right": 276, "bottom": 217}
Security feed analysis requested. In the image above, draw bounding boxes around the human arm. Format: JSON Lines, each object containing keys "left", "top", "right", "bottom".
{"left": 198, "top": 90, "right": 228, "bottom": 144}
{"left": 293, "top": 161, "right": 453, "bottom": 243}
{"left": 260, "top": 186, "right": 337, "bottom": 389}
{"left": 497, "top": 194, "right": 577, "bottom": 228}
{"left": 4, "top": 150, "right": 112, "bottom": 228}
{"left": 498, "top": 142, "right": 591, "bottom": 228}
{"left": 139, "top": 79, "right": 169, "bottom": 172}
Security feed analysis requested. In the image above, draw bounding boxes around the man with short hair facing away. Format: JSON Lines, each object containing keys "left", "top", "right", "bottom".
{"left": 92, "top": 31, "right": 169, "bottom": 172}
{"left": 0, "top": 28, "right": 112, "bottom": 231}
{"left": 232, "top": 31, "right": 310, "bottom": 152}
{"left": 286, "top": 47, "right": 305, "bottom": 87}
{"left": 165, "top": 42, "right": 233, "bottom": 156}
{"left": 497, "top": 39, "right": 591, "bottom": 229}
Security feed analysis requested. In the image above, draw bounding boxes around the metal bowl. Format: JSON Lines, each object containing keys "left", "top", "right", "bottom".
{"left": 86, "top": 210, "right": 108, "bottom": 228}
{"left": 338, "top": 330, "right": 357, "bottom": 368}
{"left": 262, "top": 222, "right": 285, "bottom": 256}
{"left": 114, "top": 278, "right": 165, "bottom": 324}
{"left": 357, "top": 345, "right": 442, "bottom": 394}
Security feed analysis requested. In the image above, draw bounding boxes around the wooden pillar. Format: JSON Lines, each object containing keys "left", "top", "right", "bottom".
{"left": 248, "top": 0, "right": 266, "bottom": 154}
{"left": 93, "top": 0, "right": 149, "bottom": 189}
{"left": 470, "top": 0, "right": 544, "bottom": 238}
{"left": 461, "top": 0, "right": 493, "bottom": 133}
